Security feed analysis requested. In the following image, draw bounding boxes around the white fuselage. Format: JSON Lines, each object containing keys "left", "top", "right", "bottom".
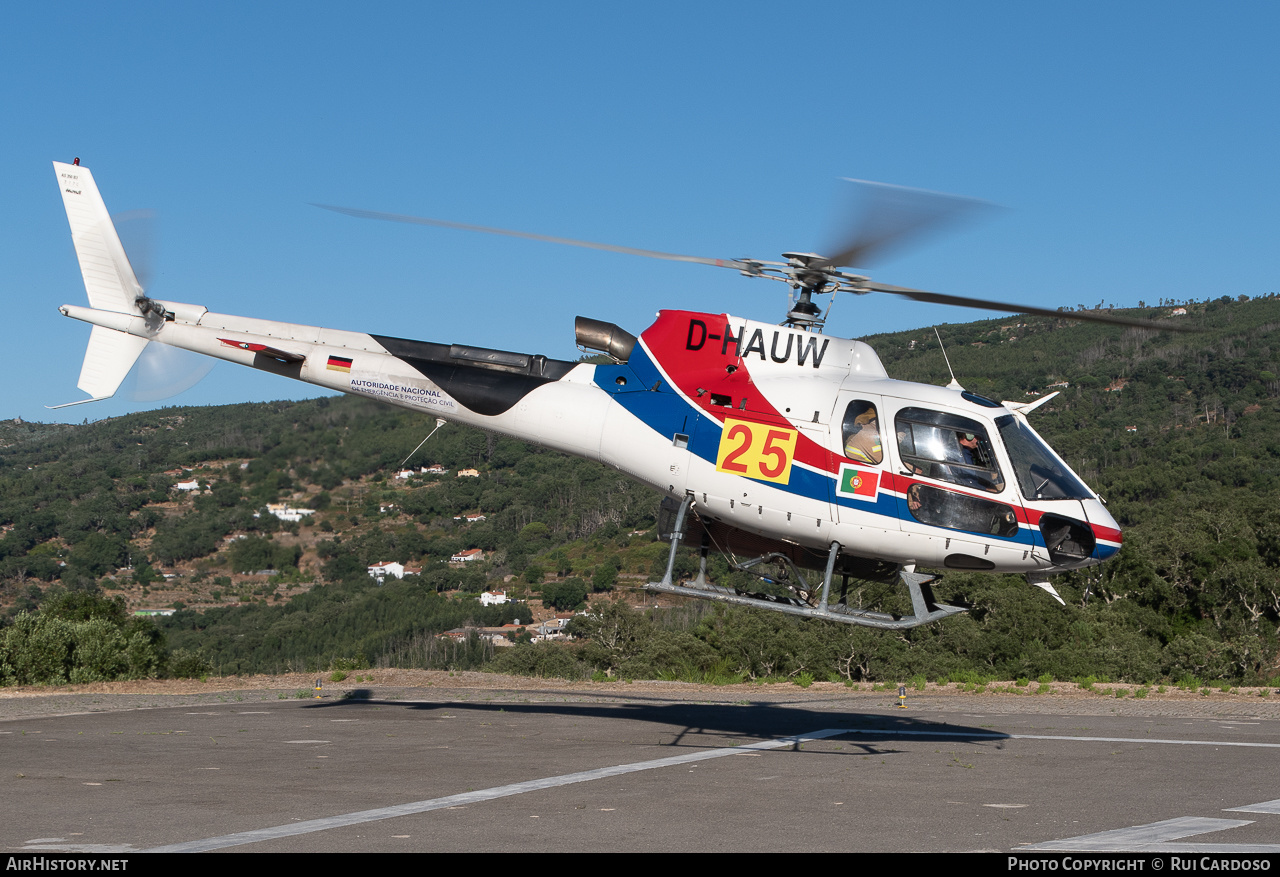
{"left": 60, "top": 299, "right": 1121, "bottom": 575}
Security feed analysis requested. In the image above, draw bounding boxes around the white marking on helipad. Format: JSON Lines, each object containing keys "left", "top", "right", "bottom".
{"left": 1027, "top": 816, "right": 1280, "bottom": 852}
{"left": 22, "top": 843, "right": 136, "bottom": 853}
{"left": 1227, "top": 798, "right": 1280, "bottom": 815}
{"left": 144, "top": 728, "right": 848, "bottom": 852}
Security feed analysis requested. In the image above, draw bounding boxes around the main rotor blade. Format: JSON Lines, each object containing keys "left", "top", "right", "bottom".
{"left": 314, "top": 204, "right": 756, "bottom": 271}
{"left": 864, "top": 283, "right": 1201, "bottom": 333}
{"left": 821, "top": 180, "right": 993, "bottom": 270}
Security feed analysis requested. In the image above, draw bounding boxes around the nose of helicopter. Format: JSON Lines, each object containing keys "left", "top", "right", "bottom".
{"left": 1079, "top": 497, "right": 1122, "bottom": 561}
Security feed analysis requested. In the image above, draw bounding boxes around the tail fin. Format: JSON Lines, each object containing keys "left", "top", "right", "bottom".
{"left": 53, "top": 161, "right": 146, "bottom": 313}
{"left": 51, "top": 161, "right": 149, "bottom": 407}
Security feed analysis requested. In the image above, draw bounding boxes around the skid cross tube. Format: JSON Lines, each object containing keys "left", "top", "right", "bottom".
{"left": 647, "top": 526, "right": 968, "bottom": 628}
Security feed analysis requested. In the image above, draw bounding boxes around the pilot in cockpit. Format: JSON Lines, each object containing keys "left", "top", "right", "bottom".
{"left": 842, "top": 401, "right": 882, "bottom": 465}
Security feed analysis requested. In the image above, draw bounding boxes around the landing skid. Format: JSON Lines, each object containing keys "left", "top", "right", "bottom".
{"left": 646, "top": 495, "right": 967, "bottom": 629}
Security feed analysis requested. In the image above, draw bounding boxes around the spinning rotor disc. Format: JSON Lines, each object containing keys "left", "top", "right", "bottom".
{"left": 316, "top": 180, "right": 1198, "bottom": 335}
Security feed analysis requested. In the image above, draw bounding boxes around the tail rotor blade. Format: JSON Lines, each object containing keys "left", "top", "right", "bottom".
{"left": 113, "top": 208, "right": 156, "bottom": 295}
{"left": 127, "top": 343, "right": 216, "bottom": 402}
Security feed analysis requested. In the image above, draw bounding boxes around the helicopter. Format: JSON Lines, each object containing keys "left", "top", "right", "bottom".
{"left": 50, "top": 160, "right": 1193, "bottom": 629}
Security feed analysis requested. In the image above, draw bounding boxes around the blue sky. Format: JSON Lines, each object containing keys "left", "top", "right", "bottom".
{"left": 4, "top": 2, "right": 1278, "bottom": 423}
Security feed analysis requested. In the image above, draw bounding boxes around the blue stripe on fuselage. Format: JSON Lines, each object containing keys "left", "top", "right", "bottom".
{"left": 596, "top": 353, "right": 1064, "bottom": 552}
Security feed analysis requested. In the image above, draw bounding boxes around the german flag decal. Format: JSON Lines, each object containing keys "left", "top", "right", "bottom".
{"left": 326, "top": 355, "right": 353, "bottom": 373}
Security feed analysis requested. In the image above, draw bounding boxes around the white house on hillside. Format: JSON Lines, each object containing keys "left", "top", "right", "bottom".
{"left": 266, "top": 503, "right": 316, "bottom": 522}
{"left": 368, "top": 561, "right": 404, "bottom": 582}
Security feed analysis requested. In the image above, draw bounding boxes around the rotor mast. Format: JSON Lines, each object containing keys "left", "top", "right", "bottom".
{"left": 780, "top": 252, "right": 842, "bottom": 331}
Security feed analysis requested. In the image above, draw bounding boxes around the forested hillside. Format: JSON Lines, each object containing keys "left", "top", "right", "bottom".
{"left": 3, "top": 295, "right": 1279, "bottom": 685}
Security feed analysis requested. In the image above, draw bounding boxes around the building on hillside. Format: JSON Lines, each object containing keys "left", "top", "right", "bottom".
{"left": 531, "top": 617, "right": 570, "bottom": 641}
{"left": 368, "top": 560, "right": 405, "bottom": 583}
{"left": 457, "top": 468, "right": 480, "bottom": 478}
{"left": 265, "top": 503, "right": 316, "bottom": 522}
{"left": 480, "top": 590, "right": 508, "bottom": 606}
{"left": 451, "top": 548, "right": 485, "bottom": 563}
{"left": 396, "top": 465, "right": 450, "bottom": 479}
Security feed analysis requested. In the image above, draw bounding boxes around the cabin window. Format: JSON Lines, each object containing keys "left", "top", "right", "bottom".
{"left": 841, "top": 400, "right": 882, "bottom": 465}
{"left": 895, "top": 407, "right": 1004, "bottom": 493}
{"left": 995, "top": 415, "right": 1093, "bottom": 500}
{"left": 906, "top": 484, "right": 1019, "bottom": 537}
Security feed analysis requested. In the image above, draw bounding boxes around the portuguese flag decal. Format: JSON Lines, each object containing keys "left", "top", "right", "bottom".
{"left": 837, "top": 464, "right": 878, "bottom": 498}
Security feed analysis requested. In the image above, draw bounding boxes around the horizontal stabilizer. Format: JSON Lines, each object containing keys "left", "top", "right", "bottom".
{"left": 1002, "top": 391, "right": 1058, "bottom": 416}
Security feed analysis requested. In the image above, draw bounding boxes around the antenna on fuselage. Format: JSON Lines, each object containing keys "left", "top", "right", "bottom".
{"left": 399, "top": 417, "right": 448, "bottom": 470}
{"left": 933, "top": 328, "right": 963, "bottom": 390}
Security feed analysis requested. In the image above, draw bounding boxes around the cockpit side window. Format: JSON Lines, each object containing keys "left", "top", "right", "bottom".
{"left": 841, "top": 400, "right": 882, "bottom": 465}
{"left": 995, "top": 414, "right": 1093, "bottom": 500}
{"left": 895, "top": 407, "right": 1005, "bottom": 493}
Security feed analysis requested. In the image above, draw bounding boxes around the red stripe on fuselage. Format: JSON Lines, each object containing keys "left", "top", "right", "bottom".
{"left": 641, "top": 310, "right": 844, "bottom": 472}
{"left": 642, "top": 312, "right": 1122, "bottom": 549}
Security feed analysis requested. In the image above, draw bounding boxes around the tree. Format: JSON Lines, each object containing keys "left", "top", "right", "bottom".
{"left": 0, "top": 592, "right": 166, "bottom": 685}
{"left": 568, "top": 600, "right": 654, "bottom": 674}
{"left": 591, "top": 562, "right": 618, "bottom": 592}
{"left": 541, "top": 578, "right": 588, "bottom": 611}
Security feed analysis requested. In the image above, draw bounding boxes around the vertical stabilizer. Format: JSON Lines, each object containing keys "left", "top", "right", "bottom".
{"left": 49, "top": 161, "right": 149, "bottom": 408}
{"left": 53, "top": 161, "right": 144, "bottom": 314}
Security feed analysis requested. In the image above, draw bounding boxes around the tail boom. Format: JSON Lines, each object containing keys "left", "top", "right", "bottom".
{"left": 56, "top": 300, "right": 612, "bottom": 461}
